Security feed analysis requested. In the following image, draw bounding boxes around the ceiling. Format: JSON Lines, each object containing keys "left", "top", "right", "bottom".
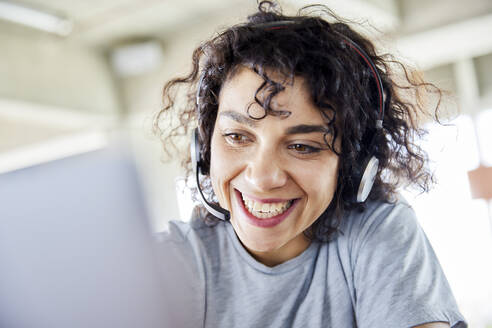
{"left": 5, "top": 0, "right": 492, "bottom": 47}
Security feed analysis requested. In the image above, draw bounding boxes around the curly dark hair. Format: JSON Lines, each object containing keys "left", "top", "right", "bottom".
{"left": 154, "top": 1, "right": 440, "bottom": 241}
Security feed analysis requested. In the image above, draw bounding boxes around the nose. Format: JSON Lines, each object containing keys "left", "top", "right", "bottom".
{"left": 244, "top": 147, "right": 288, "bottom": 192}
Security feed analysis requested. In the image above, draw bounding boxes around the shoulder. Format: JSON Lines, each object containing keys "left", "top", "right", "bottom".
{"left": 340, "top": 195, "right": 417, "bottom": 245}
{"left": 154, "top": 206, "right": 228, "bottom": 258}
{"left": 335, "top": 195, "right": 422, "bottom": 270}
{"left": 152, "top": 209, "right": 212, "bottom": 326}
{"left": 339, "top": 196, "right": 467, "bottom": 327}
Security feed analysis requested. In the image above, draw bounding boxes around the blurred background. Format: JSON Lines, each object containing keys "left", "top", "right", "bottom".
{"left": 0, "top": 0, "right": 491, "bottom": 326}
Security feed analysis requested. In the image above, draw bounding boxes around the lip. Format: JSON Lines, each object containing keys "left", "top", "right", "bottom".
{"left": 234, "top": 189, "right": 299, "bottom": 228}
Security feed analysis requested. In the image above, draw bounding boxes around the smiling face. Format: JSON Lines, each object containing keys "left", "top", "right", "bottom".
{"left": 209, "top": 66, "right": 339, "bottom": 266}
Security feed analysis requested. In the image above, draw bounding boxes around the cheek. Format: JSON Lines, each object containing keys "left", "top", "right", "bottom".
{"left": 209, "top": 137, "right": 225, "bottom": 203}
{"left": 209, "top": 135, "right": 240, "bottom": 210}
{"left": 301, "top": 158, "right": 339, "bottom": 209}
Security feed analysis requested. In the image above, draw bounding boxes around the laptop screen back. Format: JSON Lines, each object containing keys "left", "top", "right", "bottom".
{"left": 0, "top": 144, "right": 174, "bottom": 328}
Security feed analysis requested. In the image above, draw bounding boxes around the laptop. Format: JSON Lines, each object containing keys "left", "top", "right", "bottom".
{"left": 0, "top": 142, "right": 185, "bottom": 328}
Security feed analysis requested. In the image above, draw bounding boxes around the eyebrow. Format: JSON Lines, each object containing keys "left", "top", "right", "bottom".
{"left": 219, "top": 110, "right": 329, "bottom": 135}
{"left": 285, "top": 124, "right": 329, "bottom": 135}
{"left": 219, "top": 111, "right": 258, "bottom": 127}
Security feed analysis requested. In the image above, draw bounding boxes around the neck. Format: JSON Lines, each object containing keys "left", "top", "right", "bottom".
{"left": 245, "top": 234, "right": 311, "bottom": 267}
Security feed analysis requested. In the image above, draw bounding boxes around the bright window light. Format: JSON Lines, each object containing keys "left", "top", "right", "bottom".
{"left": 402, "top": 114, "right": 492, "bottom": 328}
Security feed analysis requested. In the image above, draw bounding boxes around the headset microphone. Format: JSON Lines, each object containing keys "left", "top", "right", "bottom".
{"left": 191, "top": 128, "right": 230, "bottom": 221}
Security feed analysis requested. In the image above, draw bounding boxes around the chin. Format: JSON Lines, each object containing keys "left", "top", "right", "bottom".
{"left": 232, "top": 219, "right": 288, "bottom": 252}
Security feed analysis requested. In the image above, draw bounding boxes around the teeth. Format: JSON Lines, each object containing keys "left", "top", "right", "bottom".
{"left": 261, "top": 203, "right": 270, "bottom": 212}
{"left": 241, "top": 193, "right": 293, "bottom": 219}
{"left": 270, "top": 203, "right": 283, "bottom": 212}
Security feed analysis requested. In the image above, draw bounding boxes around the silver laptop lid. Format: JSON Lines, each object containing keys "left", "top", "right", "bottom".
{"left": 0, "top": 143, "right": 175, "bottom": 328}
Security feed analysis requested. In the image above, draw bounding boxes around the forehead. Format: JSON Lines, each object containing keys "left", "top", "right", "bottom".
{"left": 218, "top": 66, "right": 325, "bottom": 124}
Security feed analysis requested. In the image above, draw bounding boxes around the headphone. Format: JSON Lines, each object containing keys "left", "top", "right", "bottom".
{"left": 191, "top": 127, "right": 230, "bottom": 220}
{"left": 191, "top": 21, "right": 385, "bottom": 220}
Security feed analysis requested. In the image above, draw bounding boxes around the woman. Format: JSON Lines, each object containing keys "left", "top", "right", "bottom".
{"left": 154, "top": 1, "right": 467, "bottom": 327}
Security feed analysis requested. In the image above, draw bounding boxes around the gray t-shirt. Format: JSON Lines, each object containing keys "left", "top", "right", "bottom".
{"left": 155, "top": 198, "right": 466, "bottom": 328}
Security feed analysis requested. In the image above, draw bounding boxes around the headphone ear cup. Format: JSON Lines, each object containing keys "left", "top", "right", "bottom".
{"left": 191, "top": 128, "right": 210, "bottom": 175}
{"left": 191, "top": 128, "right": 201, "bottom": 175}
{"left": 356, "top": 155, "right": 379, "bottom": 203}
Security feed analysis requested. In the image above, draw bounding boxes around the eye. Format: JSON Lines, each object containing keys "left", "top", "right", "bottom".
{"left": 223, "top": 133, "right": 249, "bottom": 144}
{"left": 288, "top": 143, "right": 322, "bottom": 154}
